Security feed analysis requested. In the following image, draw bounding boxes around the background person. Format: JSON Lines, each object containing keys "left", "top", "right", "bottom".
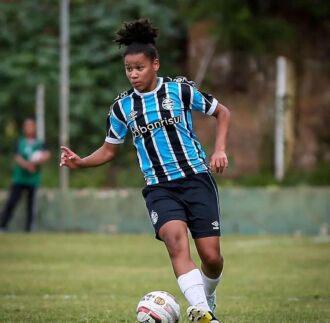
{"left": 0, "top": 117, "right": 50, "bottom": 232}
{"left": 60, "top": 19, "right": 230, "bottom": 323}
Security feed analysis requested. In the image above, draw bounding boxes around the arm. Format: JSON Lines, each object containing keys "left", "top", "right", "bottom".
{"left": 209, "top": 103, "right": 231, "bottom": 173}
{"left": 32, "top": 150, "right": 51, "bottom": 166}
{"left": 14, "top": 155, "right": 36, "bottom": 173}
{"left": 60, "top": 142, "right": 119, "bottom": 169}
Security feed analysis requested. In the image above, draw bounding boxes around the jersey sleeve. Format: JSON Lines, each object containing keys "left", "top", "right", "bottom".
{"left": 105, "top": 101, "right": 128, "bottom": 144}
{"left": 190, "top": 87, "right": 218, "bottom": 115}
{"left": 178, "top": 79, "right": 218, "bottom": 115}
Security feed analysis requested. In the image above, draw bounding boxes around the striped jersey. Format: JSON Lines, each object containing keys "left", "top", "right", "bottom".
{"left": 105, "top": 76, "right": 218, "bottom": 185}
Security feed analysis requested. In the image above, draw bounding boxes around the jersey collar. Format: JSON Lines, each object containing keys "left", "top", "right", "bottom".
{"left": 133, "top": 77, "right": 163, "bottom": 96}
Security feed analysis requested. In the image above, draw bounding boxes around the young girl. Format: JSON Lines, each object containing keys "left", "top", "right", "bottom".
{"left": 60, "top": 19, "right": 230, "bottom": 323}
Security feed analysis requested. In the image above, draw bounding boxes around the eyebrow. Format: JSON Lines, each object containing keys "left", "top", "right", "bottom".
{"left": 125, "top": 63, "right": 145, "bottom": 66}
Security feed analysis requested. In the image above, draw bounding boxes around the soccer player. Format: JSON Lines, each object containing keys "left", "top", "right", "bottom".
{"left": 60, "top": 19, "right": 230, "bottom": 323}
{"left": 0, "top": 118, "right": 50, "bottom": 232}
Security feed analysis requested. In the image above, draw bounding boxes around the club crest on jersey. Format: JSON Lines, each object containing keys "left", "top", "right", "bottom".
{"left": 162, "top": 97, "right": 174, "bottom": 110}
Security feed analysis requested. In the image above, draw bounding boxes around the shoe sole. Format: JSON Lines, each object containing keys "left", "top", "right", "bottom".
{"left": 187, "top": 306, "right": 214, "bottom": 322}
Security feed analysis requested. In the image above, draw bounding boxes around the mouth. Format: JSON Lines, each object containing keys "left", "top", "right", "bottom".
{"left": 132, "top": 81, "right": 142, "bottom": 88}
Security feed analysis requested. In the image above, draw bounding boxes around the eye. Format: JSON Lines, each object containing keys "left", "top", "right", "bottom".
{"left": 125, "top": 66, "right": 132, "bottom": 72}
{"left": 137, "top": 65, "right": 144, "bottom": 71}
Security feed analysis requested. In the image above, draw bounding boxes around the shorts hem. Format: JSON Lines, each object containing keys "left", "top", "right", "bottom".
{"left": 191, "top": 231, "right": 221, "bottom": 239}
{"left": 155, "top": 218, "right": 187, "bottom": 241}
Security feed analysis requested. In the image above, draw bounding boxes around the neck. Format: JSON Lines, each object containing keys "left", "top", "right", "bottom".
{"left": 144, "top": 76, "right": 158, "bottom": 93}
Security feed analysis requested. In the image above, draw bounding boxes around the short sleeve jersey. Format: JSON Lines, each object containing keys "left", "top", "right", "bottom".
{"left": 106, "top": 76, "right": 218, "bottom": 185}
{"left": 12, "top": 137, "right": 47, "bottom": 187}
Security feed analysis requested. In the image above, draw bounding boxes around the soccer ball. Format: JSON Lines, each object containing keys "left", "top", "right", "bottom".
{"left": 136, "top": 291, "right": 180, "bottom": 323}
{"left": 30, "top": 150, "right": 43, "bottom": 163}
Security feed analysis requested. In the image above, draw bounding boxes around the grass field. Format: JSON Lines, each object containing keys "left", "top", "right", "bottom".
{"left": 0, "top": 234, "right": 329, "bottom": 322}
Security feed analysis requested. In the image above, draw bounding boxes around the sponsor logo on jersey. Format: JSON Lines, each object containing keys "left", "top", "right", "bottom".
{"left": 173, "top": 76, "right": 186, "bottom": 83}
{"left": 211, "top": 221, "right": 220, "bottom": 230}
{"left": 128, "top": 110, "right": 138, "bottom": 121}
{"left": 162, "top": 97, "right": 174, "bottom": 110}
{"left": 150, "top": 210, "right": 158, "bottom": 225}
{"left": 173, "top": 76, "right": 196, "bottom": 87}
{"left": 115, "top": 91, "right": 128, "bottom": 100}
{"left": 130, "top": 115, "right": 182, "bottom": 138}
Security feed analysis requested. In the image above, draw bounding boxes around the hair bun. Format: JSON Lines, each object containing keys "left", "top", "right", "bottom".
{"left": 115, "top": 19, "right": 158, "bottom": 47}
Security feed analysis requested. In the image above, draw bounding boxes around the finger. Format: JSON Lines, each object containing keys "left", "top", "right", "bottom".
{"left": 61, "top": 152, "right": 67, "bottom": 159}
{"left": 220, "top": 157, "right": 228, "bottom": 173}
{"left": 61, "top": 146, "right": 74, "bottom": 155}
{"left": 60, "top": 155, "right": 69, "bottom": 167}
{"left": 224, "top": 158, "right": 228, "bottom": 169}
{"left": 216, "top": 159, "right": 222, "bottom": 173}
{"left": 218, "top": 159, "right": 224, "bottom": 173}
{"left": 59, "top": 158, "right": 67, "bottom": 167}
{"left": 209, "top": 160, "right": 216, "bottom": 172}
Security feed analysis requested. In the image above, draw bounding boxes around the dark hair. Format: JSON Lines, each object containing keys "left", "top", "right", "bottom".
{"left": 24, "top": 117, "right": 36, "bottom": 123}
{"left": 115, "top": 19, "right": 159, "bottom": 60}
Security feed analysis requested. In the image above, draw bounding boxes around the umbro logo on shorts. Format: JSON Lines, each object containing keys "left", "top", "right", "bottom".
{"left": 212, "top": 221, "right": 220, "bottom": 230}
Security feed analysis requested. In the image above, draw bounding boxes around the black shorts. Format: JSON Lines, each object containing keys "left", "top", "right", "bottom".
{"left": 142, "top": 172, "right": 221, "bottom": 240}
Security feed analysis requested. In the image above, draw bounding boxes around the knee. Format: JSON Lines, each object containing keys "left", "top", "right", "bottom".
{"left": 203, "top": 252, "right": 224, "bottom": 271}
{"left": 163, "top": 235, "right": 186, "bottom": 259}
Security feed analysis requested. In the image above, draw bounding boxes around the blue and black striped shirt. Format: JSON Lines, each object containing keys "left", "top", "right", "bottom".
{"left": 106, "top": 76, "right": 218, "bottom": 185}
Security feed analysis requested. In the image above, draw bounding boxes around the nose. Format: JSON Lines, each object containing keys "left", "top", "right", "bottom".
{"left": 130, "top": 69, "right": 138, "bottom": 79}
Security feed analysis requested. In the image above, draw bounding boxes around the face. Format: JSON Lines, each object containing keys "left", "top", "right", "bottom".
{"left": 124, "top": 53, "right": 160, "bottom": 93}
{"left": 23, "top": 119, "right": 36, "bottom": 138}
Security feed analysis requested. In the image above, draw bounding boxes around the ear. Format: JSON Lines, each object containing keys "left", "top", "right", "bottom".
{"left": 153, "top": 58, "right": 160, "bottom": 72}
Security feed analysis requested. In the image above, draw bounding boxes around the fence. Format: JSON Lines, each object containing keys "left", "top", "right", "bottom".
{"left": 0, "top": 187, "right": 329, "bottom": 235}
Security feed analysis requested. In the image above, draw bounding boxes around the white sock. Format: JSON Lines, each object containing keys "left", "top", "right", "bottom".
{"left": 177, "top": 268, "right": 210, "bottom": 311}
{"left": 201, "top": 270, "right": 223, "bottom": 297}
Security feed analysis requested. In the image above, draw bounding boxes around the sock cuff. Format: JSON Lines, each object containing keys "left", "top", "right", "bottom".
{"left": 177, "top": 268, "right": 203, "bottom": 294}
{"left": 201, "top": 270, "right": 223, "bottom": 285}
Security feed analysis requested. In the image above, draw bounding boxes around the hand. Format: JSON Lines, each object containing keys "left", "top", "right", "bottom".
{"left": 209, "top": 150, "right": 228, "bottom": 174}
{"left": 26, "top": 162, "right": 37, "bottom": 173}
{"left": 60, "top": 146, "right": 82, "bottom": 169}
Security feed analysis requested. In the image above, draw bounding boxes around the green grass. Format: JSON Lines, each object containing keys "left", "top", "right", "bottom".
{"left": 0, "top": 234, "right": 329, "bottom": 322}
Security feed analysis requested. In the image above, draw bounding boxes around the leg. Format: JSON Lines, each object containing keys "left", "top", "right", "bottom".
{"left": 184, "top": 173, "right": 223, "bottom": 314}
{"left": 26, "top": 186, "right": 37, "bottom": 232}
{"left": 0, "top": 185, "right": 23, "bottom": 229}
{"left": 159, "top": 220, "right": 211, "bottom": 314}
{"left": 158, "top": 220, "right": 195, "bottom": 277}
{"left": 195, "top": 236, "right": 224, "bottom": 315}
{"left": 195, "top": 236, "right": 224, "bottom": 279}
{"left": 142, "top": 184, "right": 217, "bottom": 321}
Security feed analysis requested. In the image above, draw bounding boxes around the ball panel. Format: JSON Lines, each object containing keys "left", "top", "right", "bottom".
{"left": 30, "top": 150, "right": 43, "bottom": 162}
{"left": 136, "top": 306, "right": 163, "bottom": 323}
{"left": 136, "top": 291, "right": 180, "bottom": 323}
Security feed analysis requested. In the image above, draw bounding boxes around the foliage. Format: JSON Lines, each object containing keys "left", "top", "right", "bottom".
{"left": 0, "top": 0, "right": 329, "bottom": 188}
{"left": 217, "top": 164, "right": 330, "bottom": 187}
{"left": 0, "top": 0, "right": 185, "bottom": 187}
{"left": 173, "top": 0, "right": 330, "bottom": 54}
{"left": 0, "top": 0, "right": 184, "bottom": 185}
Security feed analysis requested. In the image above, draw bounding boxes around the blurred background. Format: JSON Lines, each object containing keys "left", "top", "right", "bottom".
{"left": 0, "top": 0, "right": 329, "bottom": 234}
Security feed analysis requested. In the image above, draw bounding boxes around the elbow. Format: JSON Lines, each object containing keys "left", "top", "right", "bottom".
{"left": 225, "top": 106, "right": 231, "bottom": 122}
{"left": 104, "top": 143, "right": 119, "bottom": 162}
{"left": 215, "top": 103, "right": 231, "bottom": 121}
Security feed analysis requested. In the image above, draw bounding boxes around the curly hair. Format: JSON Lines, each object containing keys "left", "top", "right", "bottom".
{"left": 115, "top": 19, "right": 159, "bottom": 60}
